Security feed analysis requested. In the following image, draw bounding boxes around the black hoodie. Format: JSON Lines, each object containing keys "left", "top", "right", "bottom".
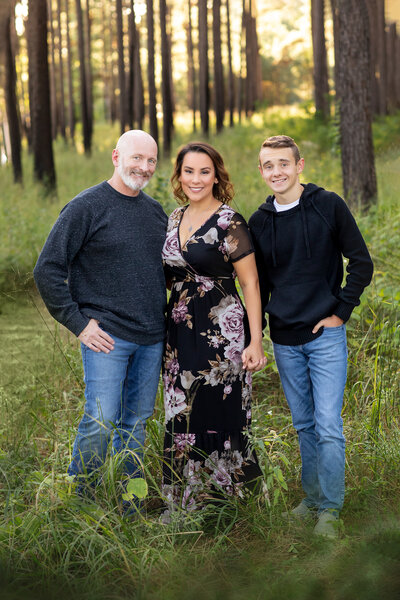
{"left": 248, "top": 183, "right": 373, "bottom": 346}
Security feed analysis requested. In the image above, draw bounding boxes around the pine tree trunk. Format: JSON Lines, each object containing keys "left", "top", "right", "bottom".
{"left": 27, "top": 0, "right": 56, "bottom": 188}
{"left": 186, "top": 0, "right": 197, "bottom": 132}
{"left": 146, "top": 0, "right": 158, "bottom": 143}
{"left": 102, "top": 1, "right": 112, "bottom": 122}
{"left": 226, "top": 0, "right": 235, "bottom": 127}
{"left": 365, "top": 0, "right": 379, "bottom": 114}
{"left": 198, "top": 0, "right": 209, "bottom": 134}
{"left": 116, "top": 0, "right": 127, "bottom": 134}
{"left": 386, "top": 22, "right": 397, "bottom": 113}
{"left": 160, "top": 0, "right": 174, "bottom": 154}
{"left": 331, "top": 0, "right": 376, "bottom": 210}
{"left": 134, "top": 25, "right": 145, "bottom": 129}
{"left": 75, "top": 0, "right": 91, "bottom": 153}
{"left": 47, "top": 0, "right": 58, "bottom": 139}
{"left": 65, "top": 0, "right": 75, "bottom": 139}
{"left": 128, "top": 0, "right": 136, "bottom": 129}
{"left": 56, "top": 0, "right": 66, "bottom": 139}
{"left": 3, "top": 10, "right": 23, "bottom": 182}
{"left": 213, "top": 0, "right": 224, "bottom": 132}
{"left": 311, "top": 0, "right": 330, "bottom": 119}
{"left": 84, "top": 0, "right": 93, "bottom": 140}
{"left": 376, "top": 0, "right": 387, "bottom": 115}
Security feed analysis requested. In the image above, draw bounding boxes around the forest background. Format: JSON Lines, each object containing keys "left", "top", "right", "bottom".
{"left": 0, "top": 1, "right": 400, "bottom": 599}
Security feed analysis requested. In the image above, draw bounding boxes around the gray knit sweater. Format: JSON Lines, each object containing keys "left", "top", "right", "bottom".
{"left": 34, "top": 181, "right": 168, "bottom": 345}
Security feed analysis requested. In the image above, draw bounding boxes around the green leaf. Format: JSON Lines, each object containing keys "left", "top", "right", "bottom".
{"left": 126, "top": 478, "right": 148, "bottom": 499}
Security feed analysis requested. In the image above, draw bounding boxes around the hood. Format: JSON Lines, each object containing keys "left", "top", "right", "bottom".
{"left": 255, "top": 183, "right": 325, "bottom": 268}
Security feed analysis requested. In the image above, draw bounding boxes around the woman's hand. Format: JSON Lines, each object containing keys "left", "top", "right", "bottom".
{"left": 242, "top": 341, "right": 267, "bottom": 372}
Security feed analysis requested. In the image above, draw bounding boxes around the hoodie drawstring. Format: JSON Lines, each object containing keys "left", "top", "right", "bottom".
{"left": 270, "top": 216, "right": 277, "bottom": 267}
{"left": 300, "top": 202, "right": 311, "bottom": 259}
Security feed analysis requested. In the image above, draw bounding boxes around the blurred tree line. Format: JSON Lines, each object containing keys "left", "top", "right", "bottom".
{"left": 0, "top": 0, "right": 399, "bottom": 209}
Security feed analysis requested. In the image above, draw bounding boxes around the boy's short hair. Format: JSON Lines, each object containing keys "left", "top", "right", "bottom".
{"left": 260, "top": 135, "right": 301, "bottom": 163}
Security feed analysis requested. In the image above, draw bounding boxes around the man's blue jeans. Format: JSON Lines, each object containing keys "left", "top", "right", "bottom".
{"left": 68, "top": 334, "right": 163, "bottom": 481}
{"left": 273, "top": 325, "right": 348, "bottom": 513}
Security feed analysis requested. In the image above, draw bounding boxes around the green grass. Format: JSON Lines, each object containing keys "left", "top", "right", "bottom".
{"left": 0, "top": 108, "right": 400, "bottom": 599}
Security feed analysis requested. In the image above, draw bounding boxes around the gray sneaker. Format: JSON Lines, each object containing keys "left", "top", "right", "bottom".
{"left": 313, "top": 510, "right": 339, "bottom": 539}
{"left": 282, "top": 500, "right": 316, "bottom": 520}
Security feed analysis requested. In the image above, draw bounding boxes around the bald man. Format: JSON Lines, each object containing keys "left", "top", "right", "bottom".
{"left": 34, "top": 131, "right": 168, "bottom": 505}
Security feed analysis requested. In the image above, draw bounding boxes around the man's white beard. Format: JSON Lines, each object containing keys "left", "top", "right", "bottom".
{"left": 118, "top": 162, "right": 150, "bottom": 192}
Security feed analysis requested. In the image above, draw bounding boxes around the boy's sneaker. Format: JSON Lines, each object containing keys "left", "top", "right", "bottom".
{"left": 313, "top": 510, "right": 339, "bottom": 539}
{"left": 282, "top": 500, "right": 315, "bottom": 520}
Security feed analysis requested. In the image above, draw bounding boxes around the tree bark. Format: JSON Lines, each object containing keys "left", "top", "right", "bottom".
{"left": 27, "top": 0, "right": 56, "bottom": 188}
{"left": 160, "top": 0, "right": 174, "bottom": 154}
{"left": 365, "top": 0, "right": 379, "bottom": 114}
{"left": 198, "top": 0, "right": 209, "bottom": 134}
{"left": 330, "top": 0, "right": 376, "bottom": 210}
{"left": 65, "top": 0, "right": 75, "bottom": 139}
{"left": 386, "top": 22, "right": 397, "bottom": 112}
{"left": 116, "top": 0, "right": 127, "bottom": 134}
{"left": 376, "top": 0, "right": 387, "bottom": 115}
{"left": 56, "top": 0, "right": 66, "bottom": 139}
{"left": 47, "top": 0, "right": 58, "bottom": 138}
{"left": 75, "top": 0, "right": 91, "bottom": 153}
{"left": 146, "top": 0, "right": 158, "bottom": 143}
{"left": 311, "top": 0, "right": 330, "bottom": 119}
{"left": 84, "top": 0, "right": 93, "bottom": 139}
{"left": 186, "top": 0, "right": 197, "bottom": 132}
{"left": 213, "top": 0, "right": 224, "bottom": 132}
{"left": 226, "top": 0, "right": 235, "bottom": 127}
{"left": 3, "top": 8, "right": 23, "bottom": 182}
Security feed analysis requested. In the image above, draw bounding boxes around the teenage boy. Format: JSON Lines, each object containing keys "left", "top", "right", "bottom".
{"left": 249, "top": 135, "right": 373, "bottom": 538}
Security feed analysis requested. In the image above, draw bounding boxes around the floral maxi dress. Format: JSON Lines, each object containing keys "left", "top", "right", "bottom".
{"left": 162, "top": 204, "right": 262, "bottom": 512}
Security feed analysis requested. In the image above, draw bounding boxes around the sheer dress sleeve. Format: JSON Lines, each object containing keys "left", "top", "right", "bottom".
{"left": 225, "top": 212, "right": 254, "bottom": 263}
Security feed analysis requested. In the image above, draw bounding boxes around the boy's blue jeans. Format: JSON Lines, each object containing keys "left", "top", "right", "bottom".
{"left": 273, "top": 325, "right": 347, "bottom": 513}
{"left": 68, "top": 334, "right": 163, "bottom": 481}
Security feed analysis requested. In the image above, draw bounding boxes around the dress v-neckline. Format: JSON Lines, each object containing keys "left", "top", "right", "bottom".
{"left": 178, "top": 203, "right": 224, "bottom": 251}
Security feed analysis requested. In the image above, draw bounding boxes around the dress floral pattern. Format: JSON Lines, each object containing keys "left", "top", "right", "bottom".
{"left": 161, "top": 204, "right": 262, "bottom": 516}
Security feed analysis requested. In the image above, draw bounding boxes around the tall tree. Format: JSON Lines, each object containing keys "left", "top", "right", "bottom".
{"left": 376, "top": 0, "right": 387, "bottom": 115}
{"left": 311, "top": 0, "right": 330, "bottom": 119}
{"left": 330, "top": 0, "right": 376, "bottom": 209}
{"left": 84, "top": 0, "right": 93, "bottom": 138}
{"left": 146, "top": 0, "right": 158, "bottom": 143}
{"left": 128, "top": 0, "right": 136, "bottom": 128}
{"left": 386, "top": 22, "right": 398, "bottom": 112}
{"left": 65, "top": 0, "right": 75, "bottom": 139}
{"left": 27, "top": 0, "right": 56, "bottom": 188}
{"left": 244, "top": 0, "right": 262, "bottom": 114}
{"left": 186, "top": 0, "right": 197, "bottom": 132}
{"left": 226, "top": 0, "right": 235, "bottom": 127}
{"left": 365, "top": 0, "right": 379, "bottom": 113}
{"left": 116, "top": 0, "right": 128, "bottom": 133}
{"left": 134, "top": 23, "right": 145, "bottom": 128}
{"left": 75, "top": 0, "right": 91, "bottom": 153}
{"left": 160, "top": 0, "right": 174, "bottom": 153}
{"left": 213, "top": 0, "right": 224, "bottom": 132}
{"left": 47, "top": 0, "right": 58, "bottom": 138}
{"left": 198, "top": 0, "right": 209, "bottom": 134}
{"left": 2, "top": 2, "right": 23, "bottom": 182}
{"left": 56, "top": 0, "right": 66, "bottom": 139}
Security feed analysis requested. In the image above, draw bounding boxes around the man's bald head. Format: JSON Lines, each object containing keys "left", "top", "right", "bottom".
{"left": 116, "top": 130, "right": 157, "bottom": 158}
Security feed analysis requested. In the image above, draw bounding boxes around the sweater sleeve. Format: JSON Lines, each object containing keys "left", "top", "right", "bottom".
{"left": 332, "top": 195, "right": 373, "bottom": 322}
{"left": 33, "top": 200, "right": 92, "bottom": 336}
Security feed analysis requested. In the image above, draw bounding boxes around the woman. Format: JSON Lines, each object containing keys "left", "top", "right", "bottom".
{"left": 162, "top": 142, "right": 266, "bottom": 515}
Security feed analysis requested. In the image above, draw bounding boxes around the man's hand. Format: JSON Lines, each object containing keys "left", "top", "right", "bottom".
{"left": 78, "top": 319, "right": 115, "bottom": 353}
{"left": 312, "top": 314, "right": 344, "bottom": 334}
